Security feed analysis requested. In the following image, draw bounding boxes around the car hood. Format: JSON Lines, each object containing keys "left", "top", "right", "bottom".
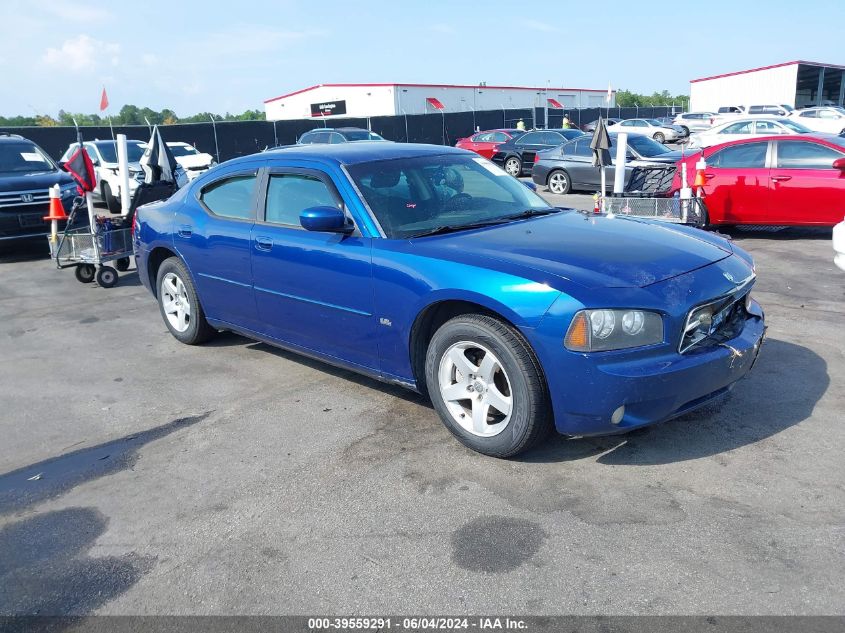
{"left": 407, "top": 211, "right": 733, "bottom": 289}
{"left": 0, "top": 170, "right": 74, "bottom": 191}
{"left": 174, "top": 154, "right": 213, "bottom": 169}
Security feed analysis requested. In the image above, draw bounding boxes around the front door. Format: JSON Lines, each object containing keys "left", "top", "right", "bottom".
{"left": 702, "top": 141, "right": 771, "bottom": 224}
{"left": 174, "top": 166, "right": 261, "bottom": 328}
{"left": 250, "top": 167, "right": 377, "bottom": 370}
{"left": 768, "top": 139, "right": 845, "bottom": 225}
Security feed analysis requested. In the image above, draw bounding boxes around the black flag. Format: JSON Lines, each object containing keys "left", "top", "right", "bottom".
{"left": 140, "top": 125, "right": 179, "bottom": 184}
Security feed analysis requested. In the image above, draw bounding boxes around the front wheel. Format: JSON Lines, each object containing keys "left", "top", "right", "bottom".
{"left": 653, "top": 132, "right": 666, "bottom": 143}
{"left": 425, "top": 314, "right": 552, "bottom": 458}
{"left": 75, "top": 264, "right": 95, "bottom": 283}
{"left": 504, "top": 157, "right": 522, "bottom": 177}
{"left": 547, "top": 170, "right": 571, "bottom": 194}
{"left": 156, "top": 257, "right": 216, "bottom": 345}
{"left": 96, "top": 266, "right": 118, "bottom": 288}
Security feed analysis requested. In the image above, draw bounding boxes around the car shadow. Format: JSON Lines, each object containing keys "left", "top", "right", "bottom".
{"left": 517, "top": 338, "right": 828, "bottom": 465}
{"left": 205, "top": 331, "right": 430, "bottom": 407}
{"left": 0, "top": 240, "right": 50, "bottom": 263}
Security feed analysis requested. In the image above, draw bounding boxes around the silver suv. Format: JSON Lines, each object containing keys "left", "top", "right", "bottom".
{"left": 672, "top": 112, "right": 717, "bottom": 134}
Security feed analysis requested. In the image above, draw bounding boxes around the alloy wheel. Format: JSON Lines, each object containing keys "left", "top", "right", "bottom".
{"left": 161, "top": 272, "right": 191, "bottom": 333}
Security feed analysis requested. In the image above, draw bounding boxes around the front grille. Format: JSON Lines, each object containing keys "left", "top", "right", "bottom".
{"left": 0, "top": 189, "right": 51, "bottom": 209}
{"left": 680, "top": 288, "right": 752, "bottom": 354}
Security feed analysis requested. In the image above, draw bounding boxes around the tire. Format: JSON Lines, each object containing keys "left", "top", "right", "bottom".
{"left": 504, "top": 156, "right": 522, "bottom": 177}
{"left": 680, "top": 125, "right": 690, "bottom": 136}
{"left": 156, "top": 257, "right": 216, "bottom": 345}
{"left": 653, "top": 132, "right": 665, "bottom": 143}
{"left": 96, "top": 266, "right": 118, "bottom": 288}
{"left": 102, "top": 182, "right": 120, "bottom": 214}
{"left": 75, "top": 264, "right": 95, "bottom": 283}
{"left": 425, "top": 314, "right": 552, "bottom": 458}
{"left": 116, "top": 257, "right": 131, "bottom": 272}
{"left": 547, "top": 170, "right": 571, "bottom": 195}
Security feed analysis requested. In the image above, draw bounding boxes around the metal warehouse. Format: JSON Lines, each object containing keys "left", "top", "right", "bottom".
{"left": 263, "top": 83, "right": 615, "bottom": 121}
{"left": 690, "top": 60, "right": 845, "bottom": 112}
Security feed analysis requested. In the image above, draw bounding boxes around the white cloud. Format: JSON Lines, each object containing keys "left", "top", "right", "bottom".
{"left": 42, "top": 34, "right": 120, "bottom": 72}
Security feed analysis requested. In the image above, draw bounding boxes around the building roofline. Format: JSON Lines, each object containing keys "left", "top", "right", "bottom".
{"left": 264, "top": 82, "right": 614, "bottom": 104}
{"left": 690, "top": 60, "right": 845, "bottom": 83}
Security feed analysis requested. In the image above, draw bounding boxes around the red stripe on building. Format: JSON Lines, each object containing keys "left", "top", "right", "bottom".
{"left": 426, "top": 97, "right": 445, "bottom": 110}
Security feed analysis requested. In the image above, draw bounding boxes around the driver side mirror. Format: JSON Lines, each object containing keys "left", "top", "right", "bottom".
{"left": 833, "top": 158, "right": 845, "bottom": 171}
{"left": 299, "top": 206, "right": 354, "bottom": 233}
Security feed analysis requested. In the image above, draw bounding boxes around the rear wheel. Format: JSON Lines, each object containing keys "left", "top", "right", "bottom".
{"left": 653, "top": 132, "right": 666, "bottom": 143}
{"left": 156, "top": 257, "right": 216, "bottom": 345}
{"left": 679, "top": 125, "right": 690, "bottom": 135}
{"left": 116, "top": 257, "right": 131, "bottom": 272}
{"left": 425, "top": 314, "right": 552, "bottom": 458}
{"left": 547, "top": 170, "right": 571, "bottom": 195}
{"left": 504, "top": 156, "right": 522, "bottom": 177}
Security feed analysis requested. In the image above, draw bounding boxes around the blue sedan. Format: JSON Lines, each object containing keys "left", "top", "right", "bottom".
{"left": 134, "top": 143, "right": 765, "bottom": 457}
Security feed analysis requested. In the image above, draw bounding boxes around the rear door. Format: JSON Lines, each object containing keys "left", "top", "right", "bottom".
{"left": 565, "top": 138, "right": 598, "bottom": 187}
{"left": 702, "top": 141, "right": 771, "bottom": 224}
{"left": 513, "top": 131, "right": 547, "bottom": 167}
{"left": 250, "top": 166, "right": 377, "bottom": 368}
{"left": 768, "top": 139, "right": 845, "bottom": 225}
{"left": 174, "top": 165, "right": 262, "bottom": 328}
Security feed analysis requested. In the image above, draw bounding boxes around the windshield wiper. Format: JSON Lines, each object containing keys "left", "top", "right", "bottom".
{"left": 408, "top": 209, "right": 560, "bottom": 238}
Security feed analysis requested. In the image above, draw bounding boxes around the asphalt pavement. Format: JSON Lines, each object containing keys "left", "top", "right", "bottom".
{"left": 0, "top": 202, "right": 843, "bottom": 616}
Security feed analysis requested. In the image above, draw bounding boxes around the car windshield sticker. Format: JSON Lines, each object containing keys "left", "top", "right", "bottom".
{"left": 21, "top": 152, "right": 44, "bottom": 161}
{"left": 473, "top": 157, "right": 507, "bottom": 176}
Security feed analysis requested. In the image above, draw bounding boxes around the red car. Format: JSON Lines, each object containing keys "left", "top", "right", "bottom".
{"left": 674, "top": 134, "right": 845, "bottom": 226}
{"left": 455, "top": 129, "right": 525, "bottom": 159}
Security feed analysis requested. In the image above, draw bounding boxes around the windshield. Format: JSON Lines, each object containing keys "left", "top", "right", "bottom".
{"left": 94, "top": 141, "right": 146, "bottom": 163}
{"left": 168, "top": 145, "right": 199, "bottom": 157}
{"left": 347, "top": 154, "right": 553, "bottom": 239}
{"left": 625, "top": 135, "right": 671, "bottom": 157}
{"left": 0, "top": 142, "right": 56, "bottom": 174}
{"left": 343, "top": 130, "right": 385, "bottom": 141}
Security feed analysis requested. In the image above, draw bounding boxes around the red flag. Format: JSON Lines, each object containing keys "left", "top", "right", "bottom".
{"left": 99, "top": 87, "right": 109, "bottom": 112}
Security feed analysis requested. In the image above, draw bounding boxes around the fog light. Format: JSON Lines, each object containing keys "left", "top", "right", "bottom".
{"left": 611, "top": 405, "right": 625, "bottom": 425}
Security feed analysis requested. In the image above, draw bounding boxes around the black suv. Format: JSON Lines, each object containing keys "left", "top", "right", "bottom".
{"left": 297, "top": 127, "right": 387, "bottom": 144}
{"left": 0, "top": 134, "right": 78, "bottom": 244}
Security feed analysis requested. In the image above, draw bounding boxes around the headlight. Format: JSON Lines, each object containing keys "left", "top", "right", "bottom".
{"left": 565, "top": 309, "right": 663, "bottom": 352}
{"left": 59, "top": 182, "right": 77, "bottom": 197}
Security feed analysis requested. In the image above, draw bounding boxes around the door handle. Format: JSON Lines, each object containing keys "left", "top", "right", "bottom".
{"left": 704, "top": 173, "right": 715, "bottom": 180}
{"left": 255, "top": 236, "right": 273, "bottom": 251}
{"left": 177, "top": 225, "right": 192, "bottom": 238}
{"left": 771, "top": 175, "right": 792, "bottom": 182}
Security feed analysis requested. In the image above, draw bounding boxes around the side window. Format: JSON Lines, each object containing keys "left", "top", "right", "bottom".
{"left": 474, "top": 132, "right": 492, "bottom": 142}
{"left": 754, "top": 120, "right": 784, "bottom": 134}
{"left": 776, "top": 142, "right": 843, "bottom": 169}
{"left": 620, "top": 120, "right": 634, "bottom": 127}
{"left": 518, "top": 132, "right": 543, "bottom": 144}
{"left": 200, "top": 174, "right": 257, "bottom": 220}
{"left": 541, "top": 131, "right": 563, "bottom": 145}
{"left": 722, "top": 121, "right": 753, "bottom": 134}
{"left": 329, "top": 133, "right": 346, "bottom": 144}
{"left": 709, "top": 142, "right": 768, "bottom": 168}
{"left": 572, "top": 139, "right": 593, "bottom": 157}
{"left": 265, "top": 173, "right": 340, "bottom": 226}
{"left": 299, "top": 132, "right": 316, "bottom": 144}
{"left": 634, "top": 120, "right": 648, "bottom": 127}
{"left": 489, "top": 132, "right": 508, "bottom": 143}
{"left": 799, "top": 110, "right": 818, "bottom": 118}
{"left": 818, "top": 109, "right": 841, "bottom": 119}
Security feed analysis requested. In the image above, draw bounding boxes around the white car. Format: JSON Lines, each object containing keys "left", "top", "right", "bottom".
{"left": 166, "top": 142, "right": 215, "bottom": 181}
{"left": 606, "top": 119, "right": 681, "bottom": 143}
{"left": 688, "top": 117, "right": 812, "bottom": 149}
{"left": 834, "top": 218, "right": 845, "bottom": 272}
{"left": 672, "top": 111, "right": 716, "bottom": 134}
{"left": 789, "top": 107, "right": 845, "bottom": 136}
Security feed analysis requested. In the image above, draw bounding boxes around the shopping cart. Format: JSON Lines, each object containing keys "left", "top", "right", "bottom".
{"left": 48, "top": 197, "right": 133, "bottom": 288}
{"left": 604, "top": 165, "right": 708, "bottom": 227}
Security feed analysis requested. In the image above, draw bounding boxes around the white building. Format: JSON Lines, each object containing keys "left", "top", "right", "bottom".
{"left": 690, "top": 60, "right": 845, "bottom": 112}
{"left": 264, "top": 83, "right": 614, "bottom": 121}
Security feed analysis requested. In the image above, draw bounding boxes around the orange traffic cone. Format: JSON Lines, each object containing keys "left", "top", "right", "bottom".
{"left": 43, "top": 184, "right": 67, "bottom": 221}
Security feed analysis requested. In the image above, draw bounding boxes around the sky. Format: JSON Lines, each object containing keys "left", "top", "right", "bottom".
{"left": 1, "top": 0, "right": 843, "bottom": 118}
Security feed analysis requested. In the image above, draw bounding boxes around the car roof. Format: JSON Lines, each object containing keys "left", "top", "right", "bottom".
{"left": 0, "top": 134, "right": 33, "bottom": 144}
{"left": 304, "top": 127, "right": 370, "bottom": 133}
{"left": 255, "top": 142, "right": 469, "bottom": 166}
